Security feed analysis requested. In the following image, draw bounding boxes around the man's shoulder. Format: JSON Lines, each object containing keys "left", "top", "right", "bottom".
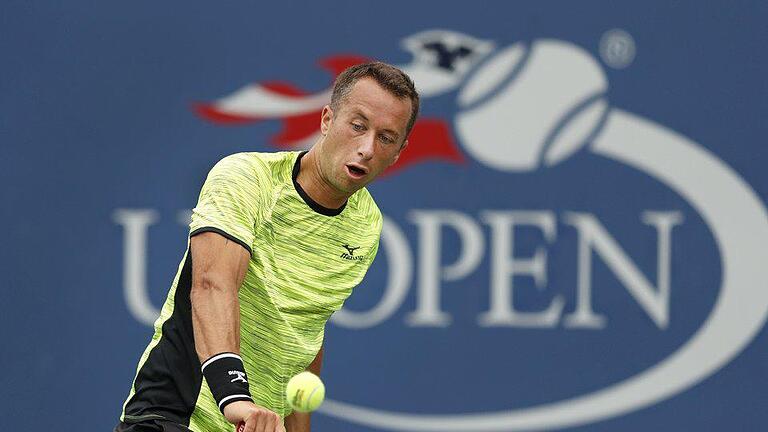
{"left": 217, "top": 151, "right": 296, "bottom": 171}
{"left": 214, "top": 151, "right": 298, "bottom": 182}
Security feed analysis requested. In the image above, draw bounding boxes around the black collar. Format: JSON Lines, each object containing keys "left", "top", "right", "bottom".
{"left": 292, "top": 151, "right": 347, "bottom": 216}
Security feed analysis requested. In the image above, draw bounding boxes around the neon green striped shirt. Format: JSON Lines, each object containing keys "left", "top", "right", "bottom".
{"left": 121, "top": 151, "right": 382, "bottom": 431}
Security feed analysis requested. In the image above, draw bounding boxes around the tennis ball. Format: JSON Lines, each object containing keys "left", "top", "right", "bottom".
{"left": 286, "top": 371, "right": 325, "bottom": 412}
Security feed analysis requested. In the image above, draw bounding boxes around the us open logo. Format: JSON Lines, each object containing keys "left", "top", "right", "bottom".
{"left": 332, "top": 31, "right": 766, "bottom": 432}
{"left": 115, "top": 29, "right": 768, "bottom": 431}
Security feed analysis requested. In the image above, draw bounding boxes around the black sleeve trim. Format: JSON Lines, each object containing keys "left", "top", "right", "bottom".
{"left": 190, "top": 227, "right": 253, "bottom": 256}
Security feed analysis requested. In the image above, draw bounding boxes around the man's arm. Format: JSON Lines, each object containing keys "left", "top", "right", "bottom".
{"left": 283, "top": 346, "right": 324, "bottom": 432}
{"left": 190, "top": 231, "right": 284, "bottom": 432}
{"left": 190, "top": 231, "right": 249, "bottom": 358}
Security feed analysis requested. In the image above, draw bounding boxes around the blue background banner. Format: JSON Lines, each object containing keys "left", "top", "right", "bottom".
{"left": 2, "top": 1, "right": 767, "bottom": 431}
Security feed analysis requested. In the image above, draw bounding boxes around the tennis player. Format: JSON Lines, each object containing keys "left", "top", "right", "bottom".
{"left": 115, "top": 62, "right": 419, "bottom": 432}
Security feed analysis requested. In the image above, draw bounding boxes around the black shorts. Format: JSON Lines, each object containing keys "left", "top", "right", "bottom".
{"left": 114, "top": 419, "right": 192, "bottom": 432}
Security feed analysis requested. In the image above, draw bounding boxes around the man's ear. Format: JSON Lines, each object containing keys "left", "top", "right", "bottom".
{"left": 391, "top": 139, "right": 408, "bottom": 165}
{"left": 320, "top": 105, "right": 333, "bottom": 136}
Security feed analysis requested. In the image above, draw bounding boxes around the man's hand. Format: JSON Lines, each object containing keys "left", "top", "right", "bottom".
{"left": 225, "top": 400, "right": 286, "bottom": 432}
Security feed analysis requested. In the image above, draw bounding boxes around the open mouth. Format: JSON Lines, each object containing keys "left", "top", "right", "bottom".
{"left": 346, "top": 164, "right": 368, "bottom": 179}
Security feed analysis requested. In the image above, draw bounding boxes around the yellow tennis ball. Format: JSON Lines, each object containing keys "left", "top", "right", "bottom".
{"left": 286, "top": 371, "right": 325, "bottom": 412}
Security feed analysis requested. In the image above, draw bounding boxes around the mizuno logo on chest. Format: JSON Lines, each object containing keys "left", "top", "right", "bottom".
{"left": 341, "top": 244, "right": 366, "bottom": 261}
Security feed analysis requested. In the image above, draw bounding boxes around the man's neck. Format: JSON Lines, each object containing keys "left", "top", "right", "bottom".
{"left": 295, "top": 149, "right": 350, "bottom": 210}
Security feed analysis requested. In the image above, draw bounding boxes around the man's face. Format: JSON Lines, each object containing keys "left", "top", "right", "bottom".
{"left": 316, "top": 77, "right": 411, "bottom": 195}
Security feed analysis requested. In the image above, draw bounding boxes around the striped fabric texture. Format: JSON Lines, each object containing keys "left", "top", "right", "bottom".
{"left": 122, "top": 151, "right": 383, "bottom": 431}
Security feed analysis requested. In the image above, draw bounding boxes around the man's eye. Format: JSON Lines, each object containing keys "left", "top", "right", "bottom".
{"left": 379, "top": 135, "right": 394, "bottom": 144}
{"left": 351, "top": 123, "right": 364, "bottom": 132}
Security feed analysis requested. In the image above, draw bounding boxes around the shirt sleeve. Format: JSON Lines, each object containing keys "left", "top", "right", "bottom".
{"left": 189, "top": 153, "right": 268, "bottom": 255}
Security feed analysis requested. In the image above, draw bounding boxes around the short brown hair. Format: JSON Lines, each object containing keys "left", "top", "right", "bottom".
{"left": 330, "top": 61, "right": 420, "bottom": 140}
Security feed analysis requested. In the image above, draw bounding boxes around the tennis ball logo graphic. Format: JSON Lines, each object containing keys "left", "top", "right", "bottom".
{"left": 455, "top": 40, "right": 609, "bottom": 172}
{"left": 286, "top": 371, "right": 325, "bottom": 412}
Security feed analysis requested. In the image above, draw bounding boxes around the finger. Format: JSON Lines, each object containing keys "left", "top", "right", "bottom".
{"left": 244, "top": 416, "right": 258, "bottom": 432}
{"left": 252, "top": 414, "right": 264, "bottom": 432}
{"left": 262, "top": 412, "right": 275, "bottom": 432}
{"left": 257, "top": 412, "right": 270, "bottom": 432}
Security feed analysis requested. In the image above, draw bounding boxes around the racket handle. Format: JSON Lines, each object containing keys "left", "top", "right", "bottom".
{"left": 236, "top": 421, "right": 245, "bottom": 432}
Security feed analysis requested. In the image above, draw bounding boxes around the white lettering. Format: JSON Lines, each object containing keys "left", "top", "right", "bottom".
{"left": 562, "top": 211, "right": 683, "bottom": 329}
{"left": 406, "top": 211, "right": 484, "bottom": 327}
{"left": 112, "top": 209, "right": 161, "bottom": 326}
{"left": 121, "top": 208, "right": 684, "bottom": 331}
{"left": 478, "top": 211, "right": 564, "bottom": 327}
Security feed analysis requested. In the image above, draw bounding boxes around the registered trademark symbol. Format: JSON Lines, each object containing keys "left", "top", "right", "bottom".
{"left": 599, "top": 29, "right": 636, "bottom": 69}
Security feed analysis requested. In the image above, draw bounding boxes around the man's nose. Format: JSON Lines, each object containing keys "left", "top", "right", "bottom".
{"left": 358, "top": 133, "right": 375, "bottom": 160}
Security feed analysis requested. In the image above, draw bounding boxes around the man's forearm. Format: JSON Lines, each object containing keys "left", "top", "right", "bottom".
{"left": 190, "top": 232, "right": 250, "bottom": 361}
{"left": 191, "top": 279, "right": 241, "bottom": 360}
